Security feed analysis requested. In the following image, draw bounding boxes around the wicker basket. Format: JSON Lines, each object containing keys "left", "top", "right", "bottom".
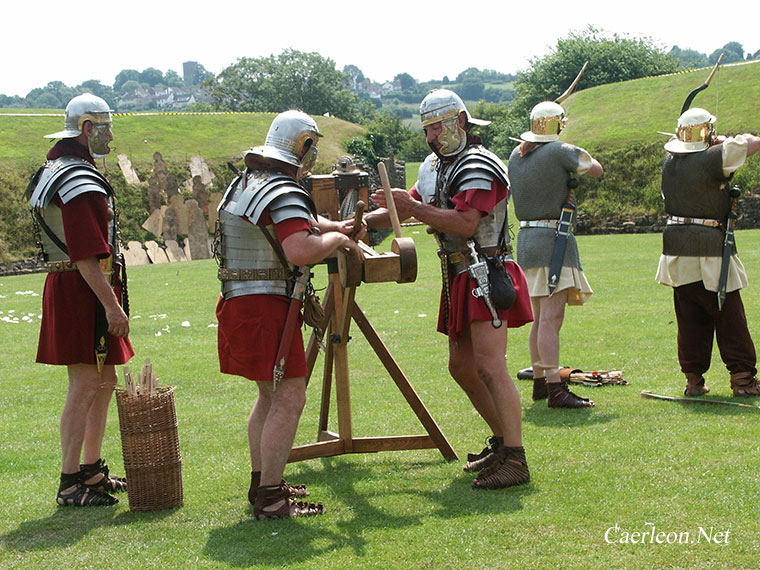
{"left": 115, "top": 386, "right": 183, "bottom": 511}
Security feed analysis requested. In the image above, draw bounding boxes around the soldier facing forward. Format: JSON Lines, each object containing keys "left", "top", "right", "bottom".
{"left": 365, "top": 89, "right": 534, "bottom": 490}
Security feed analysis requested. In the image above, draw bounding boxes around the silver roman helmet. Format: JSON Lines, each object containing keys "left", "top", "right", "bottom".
{"left": 420, "top": 89, "right": 490, "bottom": 157}
{"left": 44, "top": 93, "right": 113, "bottom": 157}
{"left": 664, "top": 107, "right": 716, "bottom": 153}
{"left": 521, "top": 101, "right": 566, "bottom": 143}
{"left": 245, "top": 110, "right": 322, "bottom": 172}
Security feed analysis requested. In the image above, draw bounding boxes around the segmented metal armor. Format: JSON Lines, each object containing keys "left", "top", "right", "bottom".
{"left": 28, "top": 156, "right": 114, "bottom": 263}
{"left": 216, "top": 169, "right": 316, "bottom": 300}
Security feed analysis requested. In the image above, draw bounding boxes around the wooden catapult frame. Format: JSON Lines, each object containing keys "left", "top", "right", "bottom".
{"left": 287, "top": 165, "right": 457, "bottom": 463}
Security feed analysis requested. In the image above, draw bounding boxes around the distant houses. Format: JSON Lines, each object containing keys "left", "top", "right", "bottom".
{"left": 117, "top": 86, "right": 211, "bottom": 111}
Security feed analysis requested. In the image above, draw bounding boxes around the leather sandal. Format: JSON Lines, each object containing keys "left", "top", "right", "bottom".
{"left": 463, "top": 436, "right": 502, "bottom": 472}
{"left": 730, "top": 373, "right": 760, "bottom": 397}
{"left": 547, "top": 381, "right": 594, "bottom": 408}
{"left": 56, "top": 471, "right": 118, "bottom": 507}
{"left": 472, "top": 446, "right": 530, "bottom": 490}
{"left": 532, "top": 377, "right": 548, "bottom": 400}
{"left": 253, "top": 484, "right": 324, "bottom": 520}
{"left": 249, "top": 471, "right": 310, "bottom": 505}
{"left": 80, "top": 458, "right": 127, "bottom": 493}
{"left": 684, "top": 373, "right": 710, "bottom": 397}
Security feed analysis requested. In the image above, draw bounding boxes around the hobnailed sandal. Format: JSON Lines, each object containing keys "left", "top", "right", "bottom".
{"left": 464, "top": 436, "right": 503, "bottom": 472}
{"left": 547, "top": 381, "right": 594, "bottom": 408}
{"left": 248, "top": 471, "right": 310, "bottom": 505}
{"left": 253, "top": 484, "right": 324, "bottom": 520}
{"left": 472, "top": 446, "right": 530, "bottom": 490}
{"left": 684, "top": 373, "right": 710, "bottom": 397}
{"left": 532, "top": 377, "right": 548, "bottom": 400}
{"left": 80, "top": 458, "right": 127, "bottom": 493}
{"left": 56, "top": 471, "right": 118, "bottom": 507}
{"left": 730, "top": 374, "right": 760, "bottom": 397}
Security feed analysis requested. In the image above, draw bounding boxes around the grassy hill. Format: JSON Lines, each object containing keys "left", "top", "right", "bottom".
{"left": 0, "top": 110, "right": 365, "bottom": 171}
{"left": 564, "top": 60, "right": 760, "bottom": 150}
{"left": 558, "top": 60, "right": 760, "bottom": 216}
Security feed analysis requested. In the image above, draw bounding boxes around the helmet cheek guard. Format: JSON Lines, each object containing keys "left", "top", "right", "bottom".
{"left": 436, "top": 116, "right": 467, "bottom": 156}
{"left": 420, "top": 89, "right": 490, "bottom": 157}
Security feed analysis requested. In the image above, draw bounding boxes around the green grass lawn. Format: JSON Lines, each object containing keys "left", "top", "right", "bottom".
{"left": 1, "top": 227, "right": 759, "bottom": 569}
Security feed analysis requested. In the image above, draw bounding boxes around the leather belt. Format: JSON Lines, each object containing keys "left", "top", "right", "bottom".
{"left": 46, "top": 258, "right": 114, "bottom": 277}
{"left": 667, "top": 215, "right": 721, "bottom": 228}
{"left": 520, "top": 219, "right": 559, "bottom": 229}
{"left": 46, "top": 260, "right": 78, "bottom": 273}
{"left": 217, "top": 267, "right": 292, "bottom": 281}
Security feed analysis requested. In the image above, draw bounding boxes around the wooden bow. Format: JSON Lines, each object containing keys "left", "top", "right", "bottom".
{"left": 681, "top": 53, "right": 724, "bottom": 114}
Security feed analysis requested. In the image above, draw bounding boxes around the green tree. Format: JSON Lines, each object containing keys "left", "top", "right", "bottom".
{"left": 669, "top": 46, "right": 709, "bottom": 69}
{"left": 121, "top": 80, "right": 141, "bottom": 93}
{"left": 78, "top": 80, "right": 116, "bottom": 106}
{"left": 710, "top": 42, "right": 744, "bottom": 63}
{"left": 34, "top": 92, "right": 61, "bottom": 108}
{"left": 207, "top": 49, "right": 358, "bottom": 120}
{"left": 490, "top": 26, "right": 681, "bottom": 157}
{"left": 165, "top": 70, "right": 184, "bottom": 88}
{"left": 25, "top": 81, "right": 77, "bottom": 109}
{"left": 394, "top": 72, "right": 416, "bottom": 91}
{"left": 139, "top": 67, "right": 165, "bottom": 87}
{"left": 459, "top": 77, "right": 485, "bottom": 100}
{"left": 114, "top": 69, "right": 140, "bottom": 92}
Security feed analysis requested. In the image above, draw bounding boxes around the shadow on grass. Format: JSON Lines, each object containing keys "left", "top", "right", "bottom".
{"left": 522, "top": 399, "right": 619, "bottom": 427}
{"left": 0, "top": 505, "right": 177, "bottom": 552}
{"left": 202, "top": 456, "right": 534, "bottom": 567}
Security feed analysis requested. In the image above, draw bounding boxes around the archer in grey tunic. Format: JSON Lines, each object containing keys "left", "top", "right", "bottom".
{"left": 509, "top": 141, "right": 595, "bottom": 303}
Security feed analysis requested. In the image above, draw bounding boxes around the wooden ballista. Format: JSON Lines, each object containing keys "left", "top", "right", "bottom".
{"left": 290, "top": 162, "right": 457, "bottom": 463}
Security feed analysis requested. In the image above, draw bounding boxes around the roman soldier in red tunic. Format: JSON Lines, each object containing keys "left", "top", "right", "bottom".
{"left": 30, "top": 93, "right": 133, "bottom": 506}
{"left": 366, "top": 89, "right": 533, "bottom": 490}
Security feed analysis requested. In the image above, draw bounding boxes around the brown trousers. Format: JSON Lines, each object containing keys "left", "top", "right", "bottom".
{"left": 673, "top": 281, "right": 756, "bottom": 377}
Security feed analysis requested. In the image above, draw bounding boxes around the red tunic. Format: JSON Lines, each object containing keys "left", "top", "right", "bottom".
{"left": 36, "top": 141, "right": 134, "bottom": 365}
{"left": 216, "top": 215, "right": 311, "bottom": 381}
{"left": 410, "top": 180, "right": 533, "bottom": 341}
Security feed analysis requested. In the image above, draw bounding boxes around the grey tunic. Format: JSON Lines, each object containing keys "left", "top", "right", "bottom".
{"left": 508, "top": 142, "right": 588, "bottom": 269}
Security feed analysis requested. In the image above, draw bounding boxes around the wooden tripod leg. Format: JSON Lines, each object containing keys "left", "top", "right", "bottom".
{"left": 329, "top": 273, "right": 353, "bottom": 450}
{"left": 351, "top": 301, "right": 459, "bottom": 462}
{"left": 317, "top": 339, "right": 335, "bottom": 440}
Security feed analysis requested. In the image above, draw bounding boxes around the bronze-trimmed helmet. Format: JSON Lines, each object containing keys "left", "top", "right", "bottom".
{"left": 44, "top": 93, "right": 112, "bottom": 139}
{"left": 664, "top": 107, "right": 716, "bottom": 153}
{"left": 245, "top": 110, "right": 322, "bottom": 169}
{"left": 420, "top": 89, "right": 490, "bottom": 157}
{"left": 520, "top": 101, "right": 566, "bottom": 142}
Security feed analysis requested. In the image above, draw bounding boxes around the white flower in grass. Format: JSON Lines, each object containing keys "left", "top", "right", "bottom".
{"left": 208, "top": 323, "right": 218, "bottom": 328}
{"left": 155, "top": 331, "right": 162, "bottom": 337}
{"left": 181, "top": 321, "right": 191, "bottom": 327}
{"left": 417, "top": 314, "right": 427, "bottom": 318}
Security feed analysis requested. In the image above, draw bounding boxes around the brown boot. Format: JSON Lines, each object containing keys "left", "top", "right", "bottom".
{"left": 532, "top": 377, "right": 548, "bottom": 400}
{"left": 249, "top": 471, "right": 309, "bottom": 505}
{"left": 464, "top": 436, "right": 502, "bottom": 472}
{"left": 730, "top": 373, "right": 760, "bottom": 397}
{"left": 684, "top": 373, "right": 710, "bottom": 397}
{"left": 547, "top": 381, "right": 594, "bottom": 408}
{"left": 253, "top": 484, "right": 324, "bottom": 520}
{"left": 472, "top": 446, "right": 530, "bottom": 490}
